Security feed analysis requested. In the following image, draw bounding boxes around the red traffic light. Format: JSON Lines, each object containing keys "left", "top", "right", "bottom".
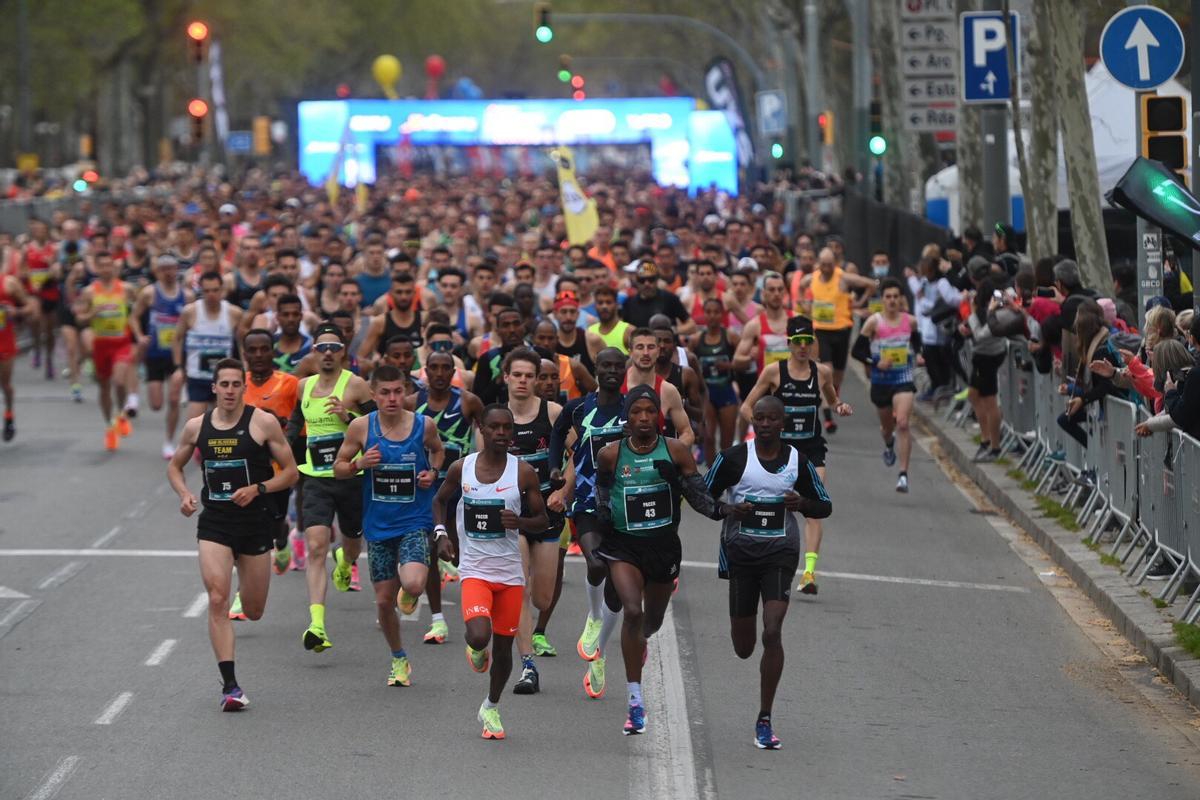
{"left": 572, "top": 90, "right": 585, "bottom": 101}
{"left": 817, "top": 112, "right": 828, "bottom": 127}
{"left": 81, "top": 169, "right": 99, "bottom": 183}
{"left": 187, "top": 21, "right": 209, "bottom": 41}
{"left": 570, "top": 75, "right": 585, "bottom": 89}
{"left": 336, "top": 83, "right": 351, "bottom": 99}
{"left": 187, "top": 98, "right": 209, "bottom": 118}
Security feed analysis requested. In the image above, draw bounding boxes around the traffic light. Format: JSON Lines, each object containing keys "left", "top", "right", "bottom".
{"left": 336, "top": 83, "right": 351, "bottom": 99}
{"left": 558, "top": 54, "right": 572, "bottom": 82}
{"left": 188, "top": 98, "right": 209, "bottom": 143}
{"left": 186, "top": 20, "right": 209, "bottom": 64}
{"left": 771, "top": 140, "right": 784, "bottom": 160}
{"left": 818, "top": 110, "right": 834, "bottom": 146}
{"left": 572, "top": 89, "right": 586, "bottom": 101}
{"left": 570, "top": 75, "right": 585, "bottom": 90}
{"left": 869, "top": 135, "right": 888, "bottom": 156}
{"left": 1141, "top": 94, "right": 1187, "bottom": 179}
{"left": 534, "top": 3, "right": 553, "bottom": 43}
{"left": 868, "top": 100, "right": 886, "bottom": 156}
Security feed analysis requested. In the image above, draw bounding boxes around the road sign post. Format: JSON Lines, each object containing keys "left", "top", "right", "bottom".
{"left": 963, "top": 5, "right": 1019, "bottom": 228}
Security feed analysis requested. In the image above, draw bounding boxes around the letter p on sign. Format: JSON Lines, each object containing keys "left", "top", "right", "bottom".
{"left": 972, "top": 18, "right": 1006, "bottom": 66}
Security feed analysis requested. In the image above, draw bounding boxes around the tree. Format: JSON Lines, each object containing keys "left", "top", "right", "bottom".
{"left": 955, "top": 0, "right": 983, "bottom": 234}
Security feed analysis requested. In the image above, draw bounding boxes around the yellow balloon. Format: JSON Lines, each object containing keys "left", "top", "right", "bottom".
{"left": 372, "top": 55, "right": 402, "bottom": 96}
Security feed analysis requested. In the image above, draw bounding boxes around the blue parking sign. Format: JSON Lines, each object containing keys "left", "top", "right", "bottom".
{"left": 960, "top": 11, "right": 1020, "bottom": 104}
{"left": 1100, "top": 5, "right": 1185, "bottom": 91}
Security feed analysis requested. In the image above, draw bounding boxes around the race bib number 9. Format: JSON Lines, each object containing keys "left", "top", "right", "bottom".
{"left": 741, "top": 494, "right": 786, "bottom": 538}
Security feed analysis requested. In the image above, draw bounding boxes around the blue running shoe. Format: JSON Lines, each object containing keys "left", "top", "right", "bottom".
{"left": 221, "top": 686, "right": 249, "bottom": 712}
{"left": 882, "top": 443, "right": 896, "bottom": 467}
{"left": 755, "top": 718, "right": 781, "bottom": 749}
{"left": 623, "top": 704, "right": 646, "bottom": 735}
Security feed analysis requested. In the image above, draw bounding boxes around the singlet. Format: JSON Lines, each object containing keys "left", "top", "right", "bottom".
{"left": 567, "top": 393, "right": 626, "bottom": 516}
{"left": 696, "top": 330, "right": 733, "bottom": 388}
{"left": 757, "top": 311, "right": 790, "bottom": 371}
{"left": 415, "top": 364, "right": 467, "bottom": 390}
{"left": 273, "top": 333, "right": 313, "bottom": 374}
{"left": 146, "top": 283, "right": 187, "bottom": 361}
{"left": 509, "top": 399, "right": 554, "bottom": 493}
{"left": 298, "top": 369, "right": 360, "bottom": 478}
{"left": 185, "top": 302, "right": 235, "bottom": 381}
{"left": 620, "top": 371, "right": 668, "bottom": 433}
{"left": 361, "top": 412, "right": 433, "bottom": 541}
{"left": 721, "top": 441, "right": 804, "bottom": 561}
{"left": 231, "top": 269, "right": 262, "bottom": 311}
{"left": 196, "top": 405, "right": 274, "bottom": 530}
{"left": 89, "top": 280, "right": 130, "bottom": 340}
{"left": 25, "top": 242, "right": 58, "bottom": 299}
{"left": 244, "top": 370, "right": 299, "bottom": 426}
{"left": 415, "top": 386, "right": 473, "bottom": 478}
{"left": 870, "top": 313, "right": 915, "bottom": 386}
{"left": 775, "top": 359, "right": 822, "bottom": 446}
{"left": 588, "top": 319, "right": 631, "bottom": 354}
{"left": 455, "top": 453, "right": 524, "bottom": 585}
{"left": 121, "top": 254, "right": 152, "bottom": 287}
{"left": 610, "top": 436, "right": 679, "bottom": 537}
{"left": 808, "top": 268, "right": 853, "bottom": 331}
{"left": 557, "top": 354, "right": 582, "bottom": 400}
{"left": 0, "top": 280, "right": 16, "bottom": 356}
{"left": 557, "top": 329, "right": 594, "bottom": 375}
{"left": 379, "top": 308, "right": 424, "bottom": 357}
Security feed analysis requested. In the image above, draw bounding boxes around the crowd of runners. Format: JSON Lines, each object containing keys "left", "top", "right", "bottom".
{"left": 0, "top": 168, "right": 937, "bottom": 749}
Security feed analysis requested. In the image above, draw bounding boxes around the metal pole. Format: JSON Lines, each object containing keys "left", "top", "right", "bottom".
{"left": 981, "top": 0, "right": 1010, "bottom": 227}
{"left": 850, "top": 0, "right": 871, "bottom": 180}
{"left": 1134, "top": 91, "right": 1163, "bottom": 330}
{"left": 17, "top": 0, "right": 32, "bottom": 155}
{"left": 804, "top": 0, "right": 824, "bottom": 166}
{"left": 1192, "top": 0, "right": 1200, "bottom": 312}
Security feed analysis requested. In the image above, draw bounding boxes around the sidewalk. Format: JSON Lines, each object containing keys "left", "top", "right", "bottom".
{"left": 912, "top": 398, "right": 1200, "bottom": 708}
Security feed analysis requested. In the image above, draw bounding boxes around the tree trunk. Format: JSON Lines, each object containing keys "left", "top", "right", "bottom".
{"left": 1004, "top": 2, "right": 1036, "bottom": 258}
{"left": 956, "top": 0, "right": 983, "bottom": 233}
{"left": 1026, "top": 0, "right": 1059, "bottom": 259}
{"left": 871, "top": 0, "right": 914, "bottom": 208}
{"left": 1048, "top": 0, "right": 1109, "bottom": 289}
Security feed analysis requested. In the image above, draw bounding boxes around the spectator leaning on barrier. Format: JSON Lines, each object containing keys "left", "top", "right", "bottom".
{"left": 1056, "top": 298, "right": 1124, "bottom": 448}
{"left": 1135, "top": 335, "right": 1199, "bottom": 439}
{"left": 962, "top": 276, "right": 1019, "bottom": 463}
{"left": 908, "top": 255, "right": 963, "bottom": 400}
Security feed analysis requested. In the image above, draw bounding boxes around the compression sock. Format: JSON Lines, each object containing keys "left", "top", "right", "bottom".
{"left": 805, "top": 552, "right": 819, "bottom": 575}
{"left": 392, "top": 649, "right": 407, "bottom": 659}
{"left": 522, "top": 654, "right": 536, "bottom": 671}
{"left": 587, "top": 580, "right": 605, "bottom": 620}
{"left": 309, "top": 603, "right": 325, "bottom": 627}
{"left": 218, "top": 660, "right": 237, "bottom": 691}
{"left": 431, "top": 612, "right": 444, "bottom": 624}
{"left": 627, "top": 682, "right": 643, "bottom": 707}
{"left": 597, "top": 601, "right": 621, "bottom": 657}
{"left": 823, "top": 407, "right": 833, "bottom": 422}
{"left": 483, "top": 697, "right": 498, "bottom": 709}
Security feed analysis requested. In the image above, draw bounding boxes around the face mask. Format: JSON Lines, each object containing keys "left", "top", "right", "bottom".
{"left": 873, "top": 266, "right": 890, "bottom": 279}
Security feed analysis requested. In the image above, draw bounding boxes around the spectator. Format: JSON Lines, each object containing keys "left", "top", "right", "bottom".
{"left": 992, "top": 223, "right": 1021, "bottom": 277}
{"left": 961, "top": 277, "right": 1012, "bottom": 462}
{"left": 908, "top": 255, "right": 961, "bottom": 400}
{"left": 1056, "top": 298, "right": 1123, "bottom": 447}
{"left": 1135, "top": 337, "right": 1200, "bottom": 439}
{"left": 1140, "top": 304, "right": 1177, "bottom": 362}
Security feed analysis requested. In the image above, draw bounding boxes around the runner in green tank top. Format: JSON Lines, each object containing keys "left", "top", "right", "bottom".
{"left": 586, "top": 285, "right": 632, "bottom": 356}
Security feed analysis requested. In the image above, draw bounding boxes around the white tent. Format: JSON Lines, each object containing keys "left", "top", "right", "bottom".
{"left": 925, "top": 62, "right": 1191, "bottom": 233}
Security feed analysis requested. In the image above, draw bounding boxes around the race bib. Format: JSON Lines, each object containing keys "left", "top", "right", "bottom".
{"left": 28, "top": 269, "right": 48, "bottom": 290}
{"left": 463, "top": 497, "right": 506, "bottom": 540}
{"left": 156, "top": 325, "right": 176, "bottom": 350}
{"left": 741, "top": 494, "right": 786, "bottom": 538}
{"left": 782, "top": 405, "right": 818, "bottom": 441}
{"left": 811, "top": 301, "right": 836, "bottom": 324}
{"left": 93, "top": 308, "right": 125, "bottom": 336}
{"left": 371, "top": 463, "right": 416, "bottom": 503}
{"left": 198, "top": 350, "right": 226, "bottom": 377}
{"left": 588, "top": 426, "right": 624, "bottom": 464}
{"left": 700, "top": 355, "right": 728, "bottom": 385}
{"left": 622, "top": 482, "right": 672, "bottom": 532}
{"left": 880, "top": 345, "right": 909, "bottom": 366}
{"left": 868, "top": 300, "right": 884, "bottom": 315}
{"left": 518, "top": 451, "right": 552, "bottom": 491}
{"left": 439, "top": 443, "right": 462, "bottom": 475}
{"left": 0, "top": 305, "right": 8, "bottom": 331}
{"left": 306, "top": 432, "right": 343, "bottom": 473}
{"left": 204, "top": 459, "right": 250, "bottom": 501}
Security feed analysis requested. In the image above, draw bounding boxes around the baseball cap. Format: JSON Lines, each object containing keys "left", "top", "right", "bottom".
{"left": 218, "top": 203, "right": 238, "bottom": 216}
{"left": 635, "top": 260, "right": 660, "bottom": 279}
{"left": 787, "top": 316, "right": 815, "bottom": 338}
{"left": 736, "top": 256, "right": 759, "bottom": 271}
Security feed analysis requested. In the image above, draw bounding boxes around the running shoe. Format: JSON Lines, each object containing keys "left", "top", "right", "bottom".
{"left": 116, "top": 414, "right": 132, "bottom": 438}
{"left": 228, "top": 592, "right": 248, "bottom": 621}
{"left": 302, "top": 624, "right": 332, "bottom": 652}
{"left": 584, "top": 656, "right": 606, "bottom": 699}
{"left": 221, "top": 686, "right": 249, "bottom": 712}
{"left": 755, "top": 719, "right": 782, "bottom": 750}
{"left": 439, "top": 559, "right": 459, "bottom": 587}
{"left": 623, "top": 704, "right": 646, "bottom": 736}
{"left": 478, "top": 703, "right": 505, "bottom": 740}
{"left": 82, "top": 358, "right": 94, "bottom": 379}
{"left": 823, "top": 418, "right": 838, "bottom": 435}
{"left": 896, "top": 474, "right": 909, "bottom": 493}
{"left": 161, "top": 441, "right": 175, "bottom": 460}
{"left": 466, "top": 645, "right": 491, "bottom": 673}
{"left": 2, "top": 415, "right": 13, "bottom": 442}
{"left": 70, "top": 383, "right": 83, "bottom": 403}
{"left": 973, "top": 449, "right": 1000, "bottom": 464}
{"left": 531, "top": 632, "right": 557, "bottom": 657}
{"left": 397, "top": 588, "right": 419, "bottom": 615}
{"left": 423, "top": 619, "right": 449, "bottom": 644}
{"left": 387, "top": 655, "right": 412, "bottom": 687}
{"left": 124, "top": 394, "right": 139, "bottom": 419}
{"left": 272, "top": 545, "right": 291, "bottom": 575}
{"left": 348, "top": 563, "right": 362, "bottom": 592}
{"left": 882, "top": 442, "right": 896, "bottom": 467}
{"left": 798, "top": 571, "right": 818, "bottom": 595}
{"left": 566, "top": 541, "right": 583, "bottom": 557}
{"left": 332, "top": 546, "right": 352, "bottom": 591}
{"left": 577, "top": 616, "right": 602, "bottom": 661}
{"left": 289, "top": 529, "right": 306, "bottom": 570}
{"left": 513, "top": 663, "right": 540, "bottom": 695}
{"left": 972, "top": 442, "right": 990, "bottom": 460}
{"left": 104, "top": 424, "right": 119, "bottom": 451}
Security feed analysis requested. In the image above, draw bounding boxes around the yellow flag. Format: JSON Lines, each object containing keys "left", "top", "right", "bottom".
{"left": 325, "top": 173, "right": 340, "bottom": 206}
{"left": 356, "top": 182, "right": 369, "bottom": 213}
{"left": 550, "top": 147, "right": 598, "bottom": 246}
{"left": 1182, "top": 268, "right": 1194, "bottom": 295}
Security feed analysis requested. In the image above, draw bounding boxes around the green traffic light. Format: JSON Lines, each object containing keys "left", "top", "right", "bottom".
{"left": 558, "top": 69, "right": 571, "bottom": 82}
{"left": 868, "top": 135, "right": 887, "bottom": 156}
{"left": 770, "top": 142, "right": 784, "bottom": 159}
{"left": 536, "top": 25, "right": 553, "bottom": 43}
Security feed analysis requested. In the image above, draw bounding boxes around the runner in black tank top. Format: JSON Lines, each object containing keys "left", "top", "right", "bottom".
{"left": 197, "top": 405, "right": 275, "bottom": 536}
{"left": 774, "top": 359, "right": 826, "bottom": 466}
{"left": 231, "top": 270, "right": 262, "bottom": 311}
{"left": 510, "top": 398, "right": 557, "bottom": 511}
{"left": 557, "top": 332, "right": 594, "bottom": 375}
{"left": 379, "top": 308, "right": 423, "bottom": 356}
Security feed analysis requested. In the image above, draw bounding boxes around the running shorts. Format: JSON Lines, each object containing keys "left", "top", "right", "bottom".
{"left": 969, "top": 352, "right": 1006, "bottom": 398}
{"left": 145, "top": 356, "right": 176, "bottom": 383}
{"left": 734, "top": 370, "right": 757, "bottom": 401}
{"left": 197, "top": 526, "right": 274, "bottom": 557}
{"left": 461, "top": 578, "right": 523, "bottom": 636}
{"left": 793, "top": 439, "right": 827, "bottom": 469}
{"left": 728, "top": 560, "right": 798, "bottom": 617}
{"left": 815, "top": 328, "right": 852, "bottom": 371}
{"left": 597, "top": 530, "right": 682, "bottom": 584}
{"left": 706, "top": 382, "right": 739, "bottom": 409}
{"left": 300, "top": 475, "right": 363, "bottom": 537}
{"left": 187, "top": 377, "right": 216, "bottom": 403}
{"left": 869, "top": 381, "right": 916, "bottom": 409}
{"left": 367, "top": 530, "right": 430, "bottom": 583}
{"left": 92, "top": 336, "right": 133, "bottom": 380}
{"left": 522, "top": 508, "right": 566, "bottom": 544}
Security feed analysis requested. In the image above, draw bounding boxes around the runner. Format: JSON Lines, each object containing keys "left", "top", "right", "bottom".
{"left": 500, "top": 349, "right": 564, "bottom": 695}
{"left": 379, "top": 337, "right": 425, "bottom": 395}
{"left": 690, "top": 297, "right": 740, "bottom": 465}
{"left": 649, "top": 319, "right": 704, "bottom": 439}
{"left": 286, "top": 323, "right": 375, "bottom": 652}
{"left": 594, "top": 385, "right": 733, "bottom": 735}
{"left": 271, "top": 294, "right": 312, "bottom": 374}
{"left": 621, "top": 328, "right": 694, "bottom": 447}
{"left": 551, "top": 291, "right": 598, "bottom": 375}
{"left": 174, "top": 271, "right": 243, "bottom": 424}
{"left": 413, "top": 351, "right": 484, "bottom": 644}
{"left": 739, "top": 316, "right": 852, "bottom": 596}
{"left": 471, "top": 307, "right": 527, "bottom": 405}
{"left": 732, "top": 271, "right": 792, "bottom": 383}
{"left": 586, "top": 285, "right": 632, "bottom": 357}
{"left": 532, "top": 320, "right": 595, "bottom": 401}
{"left": 24, "top": 218, "right": 60, "bottom": 380}
{"left": 854, "top": 278, "right": 919, "bottom": 492}
{"left": 167, "top": 358, "right": 299, "bottom": 710}
{"left": 73, "top": 250, "right": 143, "bottom": 450}
{"left": 133, "top": 255, "right": 193, "bottom": 458}
{"left": 358, "top": 272, "right": 423, "bottom": 376}
{"left": 535, "top": 354, "right": 570, "bottom": 651}
{"left": 706, "top": 395, "right": 832, "bottom": 749}
{"left": 431, "top": 404, "right": 548, "bottom": 740}
{"left": 0, "top": 272, "right": 34, "bottom": 441}
{"left": 334, "top": 364, "right": 443, "bottom": 687}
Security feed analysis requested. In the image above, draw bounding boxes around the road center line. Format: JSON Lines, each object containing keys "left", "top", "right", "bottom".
{"left": 144, "top": 638, "right": 178, "bottom": 666}
{"left": 183, "top": 592, "right": 208, "bottom": 618}
{"left": 93, "top": 691, "right": 134, "bottom": 725}
{"left": 23, "top": 755, "right": 81, "bottom": 800}
{"left": 90, "top": 526, "right": 123, "bottom": 549}
{"left": 0, "top": 599, "right": 42, "bottom": 640}
{"left": 36, "top": 561, "right": 85, "bottom": 591}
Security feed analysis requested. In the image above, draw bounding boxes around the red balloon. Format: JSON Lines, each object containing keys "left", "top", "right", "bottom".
{"left": 425, "top": 55, "right": 445, "bottom": 80}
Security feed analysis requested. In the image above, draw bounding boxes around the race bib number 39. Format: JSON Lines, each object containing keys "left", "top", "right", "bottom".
{"left": 782, "top": 405, "right": 818, "bottom": 441}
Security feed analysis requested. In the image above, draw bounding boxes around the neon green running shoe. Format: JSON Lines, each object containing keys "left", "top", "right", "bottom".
{"left": 440, "top": 558, "right": 460, "bottom": 587}
{"left": 477, "top": 702, "right": 505, "bottom": 740}
{"left": 576, "top": 616, "right": 602, "bottom": 661}
{"left": 532, "top": 632, "right": 557, "bottom": 657}
{"left": 423, "top": 619, "right": 449, "bottom": 644}
{"left": 584, "top": 655, "right": 606, "bottom": 699}
{"left": 228, "top": 592, "right": 247, "bottom": 621}
{"left": 953, "top": 387, "right": 969, "bottom": 402}
{"left": 273, "top": 545, "right": 291, "bottom": 575}
{"left": 466, "top": 645, "right": 491, "bottom": 673}
{"left": 387, "top": 656, "right": 412, "bottom": 687}
{"left": 303, "top": 624, "right": 332, "bottom": 653}
{"left": 397, "top": 588, "right": 419, "bottom": 616}
{"left": 332, "top": 546, "right": 352, "bottom": 592}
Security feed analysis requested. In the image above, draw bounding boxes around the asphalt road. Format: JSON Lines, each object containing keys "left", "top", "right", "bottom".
{"left": 3, "top": 354, "right": 1200, "bottom": 800}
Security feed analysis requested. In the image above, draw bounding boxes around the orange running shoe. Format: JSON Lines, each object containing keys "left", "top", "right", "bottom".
{"left": 104, "top": 424, "right": 120, "bottom": 451}
{"left": 116, "top": 414, "right": 132, "bottom": 437}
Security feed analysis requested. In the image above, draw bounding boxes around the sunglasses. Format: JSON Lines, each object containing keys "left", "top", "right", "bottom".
{"left": 314, "top": 342, "right": 345, "bottom": 354}
{"left": 637, "top": 277, "right": 657, "bottom": 284}
{"left": 404, "top": 240, "right": 420, "bottom": 247}
{"left": 429, "top": 340, "right": 454, "bottom": 353}
{"left": 789, "top": 335, "right": 815, "bottom": 344}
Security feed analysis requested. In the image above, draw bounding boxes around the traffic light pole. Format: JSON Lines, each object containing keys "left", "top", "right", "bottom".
{"left": 1134, "top": 90, "right": 1163, "bottom": 330}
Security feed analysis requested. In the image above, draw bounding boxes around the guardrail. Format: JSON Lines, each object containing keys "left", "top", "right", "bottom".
{"left": 986, "top": 339, "right": 1200, "bottom": 619}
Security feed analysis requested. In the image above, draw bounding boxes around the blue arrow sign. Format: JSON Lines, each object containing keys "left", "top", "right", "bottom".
{"left": 960, "top": 11, "right": 1020, "bottom": 104}
{"left": 1100, "top": 5, "right": 1185, "bottom": 91}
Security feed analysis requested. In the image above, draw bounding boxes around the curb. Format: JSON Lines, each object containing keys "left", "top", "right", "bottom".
{"left": 912, "top": 401, "right": 1200, "bottom": 709}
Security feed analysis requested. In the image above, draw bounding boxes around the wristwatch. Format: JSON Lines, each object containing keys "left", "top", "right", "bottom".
{"left": 434, "top": 525, "right": 448, "bottom": 540}
{"left": 256, "top": 482, "right": 267, "bottom": 496}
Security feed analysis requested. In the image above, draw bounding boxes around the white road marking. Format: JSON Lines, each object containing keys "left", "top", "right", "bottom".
{"left": 93, "top": 691, "right": 134, "bottom": 725}
{"left": 90, "top": 526, "right": 123, "bottom": 548}
{"left": 0, "top": 585, "right": 31, "bottom": 598}
{"left": 22, "top": 755, "right": 81, "bottom": 800}
{"left": 0, "top": 599, "right": 41, "bottom": 629}
{"left": 144, "top": 638, "right": 178, "bottom": 666}
{"left": 183, "top": 592, "right": 208, "bottom": 618}
{"left": 123, "top": 498, "right": 150, "bottom": 519}
{"left": 0, "top": 548, "right": 195, "bottom": 557}
{"left": 36, "top": 561, "right": 85, "bottom": 591}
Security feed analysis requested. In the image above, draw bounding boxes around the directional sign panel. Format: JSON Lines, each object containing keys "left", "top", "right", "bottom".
{"left": 904, "top": 78, "right": 958, "bottom": 103}
{"left": 902, "top": 49, "right": 957, "bottom": 78}
{"left": 960, "top": 11, "right": 1020, "bottom": 104}
{"left": 1100, "top": 5, "right": 1185, "bottom": 91}
{"left": 906, "top": 105, "right": 957, "bottom": 133}
{"left": 902, "top": 20, "right": 956, "bottom": 49}
{"left": 226, "top": 130, "right": 253, "bottom": 154}
{"left": 900, "top": 0, "right": 955, "bottom": 22}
